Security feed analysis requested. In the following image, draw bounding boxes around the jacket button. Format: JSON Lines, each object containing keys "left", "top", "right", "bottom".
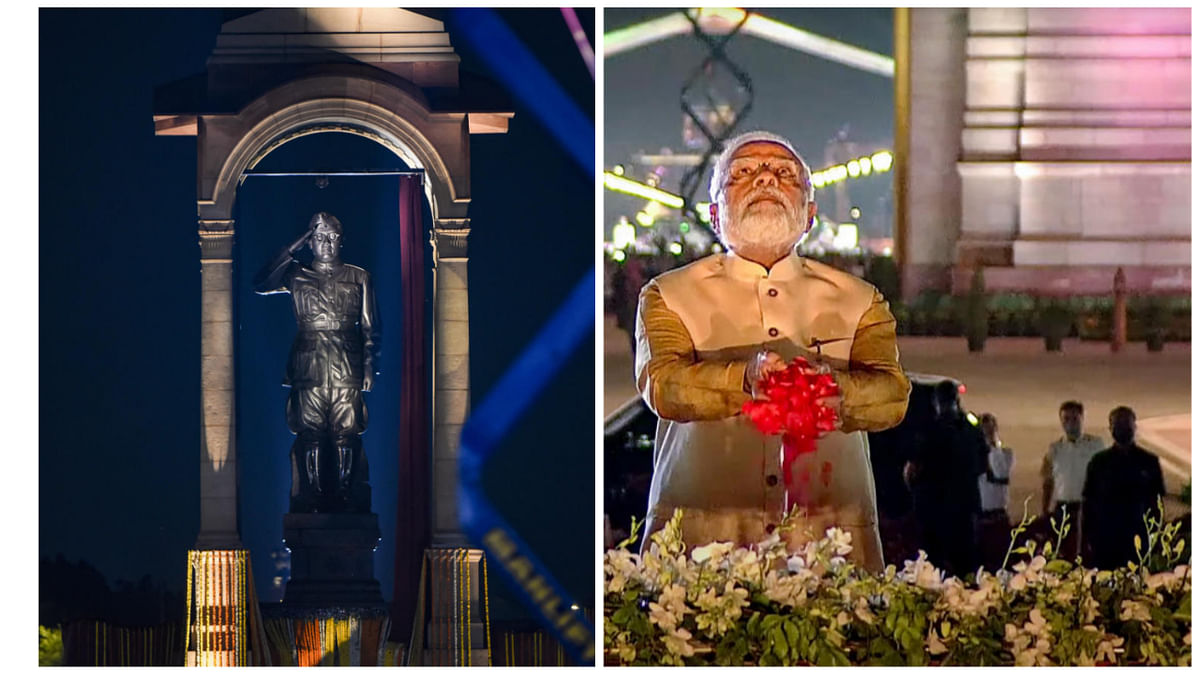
{"left": 766, "top": 475, "right": 778, "bottom": 487}
{"left": 767, "top": 288, "right": 778, "bottom": 297}
{"left": 765, "top": 523, "right": 776, "bottom": 534}
{"left": 768, "top": 327, "right": 779, "bottom": 337}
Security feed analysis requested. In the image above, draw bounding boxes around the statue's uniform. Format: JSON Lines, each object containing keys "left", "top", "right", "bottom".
{"left": 634, "top": 252, "right": 910, "bottom": 572}
{"left": 257, "top": 253, "right": 380, "bottom": 510}
{"left": 259, "top": 260, "right": 381, "bottom": 434}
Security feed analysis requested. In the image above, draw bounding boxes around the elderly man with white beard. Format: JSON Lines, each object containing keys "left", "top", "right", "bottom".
{"left": 634, "top": 131, "right": 911, "bottom": 572}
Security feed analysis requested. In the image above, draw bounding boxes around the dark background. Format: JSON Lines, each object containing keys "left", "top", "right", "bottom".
{"left": 39, "top": 7, "right": 595, "bottom": 624}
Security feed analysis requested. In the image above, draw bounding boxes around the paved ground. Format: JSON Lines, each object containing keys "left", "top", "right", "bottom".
{"left": 604, "top": 315, "right": 1191, "bottom": 521}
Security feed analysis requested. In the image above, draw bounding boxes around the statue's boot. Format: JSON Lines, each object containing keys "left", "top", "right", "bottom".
{"left": 334, "top": 434, "right": 370, "bottom": 512}
{"left": 337, "top": 440, "right": 353, "bottom": 490}
{"left": 316, "top": 435, "right": 347, "bottom": 510}
{"left": 290, "top": 434, "right": 323, "bottom": 513}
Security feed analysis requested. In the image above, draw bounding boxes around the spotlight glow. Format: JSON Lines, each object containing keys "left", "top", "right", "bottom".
{"left": 612, "top": 219, "right": 637, "bottom": 249}
{"left": 832, "top": 224, "right": 859, "bottom": 251}
{"left": 603, "top": 172, "right": 685, "bottom": 209}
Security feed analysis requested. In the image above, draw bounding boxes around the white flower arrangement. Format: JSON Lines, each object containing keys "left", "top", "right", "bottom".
{"left": 604, "top": 499, "right": 1191, "bottom": 666}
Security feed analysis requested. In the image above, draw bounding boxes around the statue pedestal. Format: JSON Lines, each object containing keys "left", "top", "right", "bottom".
{"left": 281, "top": 513, "right": 386, "bottom": 609}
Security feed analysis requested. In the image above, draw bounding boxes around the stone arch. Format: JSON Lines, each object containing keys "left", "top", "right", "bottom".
{"left": 191, "top": 70, "right": 478, "bottom": 551}
{"left": 196, "top": 73, "right": 471, "bottom": 224}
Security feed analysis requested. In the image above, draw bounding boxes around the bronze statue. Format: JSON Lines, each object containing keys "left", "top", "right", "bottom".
{"left": 255, "top": 212, "right": 381, "bottom": 513}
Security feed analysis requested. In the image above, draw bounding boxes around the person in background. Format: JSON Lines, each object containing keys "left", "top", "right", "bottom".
{"left": 1041, "top": 401, "right": 1106, "bottom": 560}
{"left": 976, "top": 413, "right": 1014, "bottom": 569}
{"left": 1082, "top": 406, "right": 1166, "bottom": 569}
{"left": 906, "top": 381, "right": 987, "bottom": 577}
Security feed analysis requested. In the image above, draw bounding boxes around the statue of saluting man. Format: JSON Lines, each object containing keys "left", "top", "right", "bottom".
{"left": 255, "top": 212, "right": 381, "bottom": 513}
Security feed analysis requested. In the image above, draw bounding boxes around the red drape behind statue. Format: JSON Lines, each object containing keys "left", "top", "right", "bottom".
{"left": 391, "top": 174, "right": 429, "bottom": 641}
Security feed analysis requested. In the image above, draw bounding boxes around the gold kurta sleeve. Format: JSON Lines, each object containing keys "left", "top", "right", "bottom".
{"left": 635, "top": 282, "right": 751, "bottom": 421}
{"left": 830, "top": 292, "right": 911, "bottom": 433}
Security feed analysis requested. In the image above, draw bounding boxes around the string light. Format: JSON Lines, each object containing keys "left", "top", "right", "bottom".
{"left": 483, "top": 555, "right": 493, "bottom": 666}
{"left": 807, "top": 150, "right": 894, "bottom": 190}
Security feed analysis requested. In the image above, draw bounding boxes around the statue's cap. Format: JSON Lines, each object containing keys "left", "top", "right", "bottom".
{"left": 309, "top": 212, "right": 342, "bottom": 233}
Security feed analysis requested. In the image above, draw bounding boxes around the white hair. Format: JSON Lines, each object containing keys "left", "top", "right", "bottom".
{"left": 707, "top": 130, "right": 814, "bottom": 203}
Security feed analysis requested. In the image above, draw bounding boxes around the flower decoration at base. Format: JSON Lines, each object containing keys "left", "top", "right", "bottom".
{"left": 604, "top": 500, "right": 1191, "bottom": 666}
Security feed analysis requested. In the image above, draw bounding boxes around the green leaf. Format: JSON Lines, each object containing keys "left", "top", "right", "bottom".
{"left": 771, "top": 626, "right": 789, "bottom": 662}
{"left": 747, "top": 611, "right": 763, "bottom": 635}
{"left": 900, "top": 628, "right": 921, "bottom": 653}
{"left": 869, "top": 636, "right": 904, "bottom": 666}
{"left": 627, "top": 609, "right": 653, "bottom": 637}
{"left": 612, "top": 604, "right": 636, "bottom": 626}
{"left": 761, "top": 614, "right": 784, "bottom": 633}
{"left": 784, "top": 620, "right": 801, "bottom": 657}
{"left": 1174, "top": 594, "right": 1191, "bottom": 620}
{"left": 1045, "top": 559, "right": 1073, "bottom": 576}
{"left": 716, "top": 632, "right": 750, "bottom": 666}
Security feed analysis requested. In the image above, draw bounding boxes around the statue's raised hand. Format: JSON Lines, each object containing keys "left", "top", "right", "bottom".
{"left": 287, "top": 222, "right": 316, "bottom": 254}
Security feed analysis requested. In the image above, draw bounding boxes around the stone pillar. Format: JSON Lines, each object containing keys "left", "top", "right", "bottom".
{"left": 424, "top": 548, "right": 489, "bottom": 665}
{"left": 902, "top": 8, "right": 968, "bottom": 300}
{"left": 196, "top": 219, "right": 242, "bottom": 550}
{"left": 431, "top": 218, "right": 471, "bottom": 548}
{"left": 422, "top": 220, "right": 487, "bottom": 664}
{"left": 955, "top": 8, "right": 1190, "bottom": 295}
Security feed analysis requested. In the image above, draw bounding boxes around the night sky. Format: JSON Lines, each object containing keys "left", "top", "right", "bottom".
{"left": 604, "top": 8, "right": 895, "bottom": 236}
{"left": 38, "top": 8, "right": 594, "bottom": 622}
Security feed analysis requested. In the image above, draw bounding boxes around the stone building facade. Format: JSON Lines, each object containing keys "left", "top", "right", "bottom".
{"left": 900, "top": 7, "right": 1190, "bottom": 298}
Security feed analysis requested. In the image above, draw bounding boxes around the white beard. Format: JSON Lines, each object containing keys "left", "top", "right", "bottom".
{"left": 720, "top": 201, "right": 805, "bottom": 263}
